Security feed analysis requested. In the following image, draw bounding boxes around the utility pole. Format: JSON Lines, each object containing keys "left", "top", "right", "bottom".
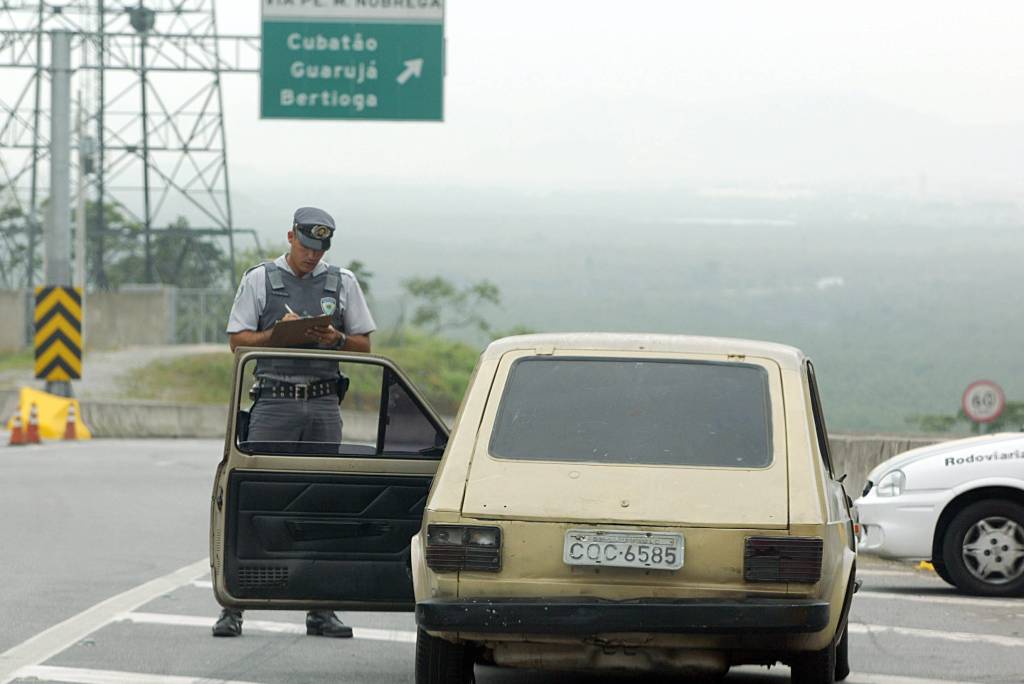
{"left": 45, "top": 29, "right": 72, "bottom": 397}
{"left": 0, "top": 1, "right": 261, "bottom": 291}
{"left": 131, "top": 5, "right": 156, "bottom": 283}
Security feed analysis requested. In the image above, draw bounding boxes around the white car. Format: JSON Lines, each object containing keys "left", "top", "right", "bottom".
{"left": 854, "top": 432, "right": 1024, "bottom": 596}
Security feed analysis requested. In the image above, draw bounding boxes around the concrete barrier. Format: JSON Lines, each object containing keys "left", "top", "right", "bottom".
{"left": 829, "top": 434, "right": 942, "bottom": 500}
{"left": 81, "top": 399, "right": 228, "bottom": 439}
{"left": 0, "top": 291, "right": 27, "bottom": 350}
{"left": 0, "top": 287, "right": 178, "bottom": 350}
{"left": 0, "top": 389, "right": 17, "bottom": 424}
{"left": 3, "top": 389, "right": 948, "bottom": 491}
{"left": 86, "top": 289, "right": 176, "bottom": 349}
{"left": 77, "top": 403, "right": 380, "bottom": 441}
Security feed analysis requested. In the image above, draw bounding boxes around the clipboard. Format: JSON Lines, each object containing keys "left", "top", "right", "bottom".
{"left": 266, "top": 314, "right": 332, "bottom": 348}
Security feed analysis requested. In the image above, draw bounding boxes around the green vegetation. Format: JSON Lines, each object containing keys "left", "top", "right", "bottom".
{"left": 395, "top": 276, "right": 500, "bottom": 337}
{"left": 124, "top": 271, "right": 496, "bottom": 411}
{"left": 120, "top": 331, "right": 480, "bottom": 415}
{"left": 0, "top": 348, "right": 33, "bottom": 373}
{"left": 907, "top": 402, "right": 1024, "bottom": 435}
{"left": 120, "top": 352, "right": 236, "bottom": 405}
{"left": 376, "top": 331, "right": 481, "bottom": 415}
{"left": 233, "top": 243, "right": 375, "bottom": 294}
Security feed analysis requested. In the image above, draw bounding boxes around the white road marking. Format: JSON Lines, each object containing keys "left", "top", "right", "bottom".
{"left": 16, "top": 664, "right": 980, "bottom": 684}
{"left": 124, "top": 610, "right": 1024, "bottom": 650}
{"left": 125, "top": 612, "right": 417, "bottom": 643}
{"left": 841, "top": 675, "right": 983, "bottom": 684}
{"left": 0, "top": 569, "right": 1006, "bottom": 684}
{"left": 850, "top": 622, "right": 1024, "bottom": 648}
{"left": 17, "top": 665, "right": 264, "bottom": 684}
{"left": 857, "top": 568, "right": 941, "bottom": 578}
{"left": 857, "top": 588, "right": 1017, "bottom": 608}
{"left": 730, "top": 666, "right": 982, "bottom": 684}
{"left": 0, "top": 558, "right": 209, "bottom": 684}
{"left": 127, "top": 610, "right": 1024, "bottom": 649}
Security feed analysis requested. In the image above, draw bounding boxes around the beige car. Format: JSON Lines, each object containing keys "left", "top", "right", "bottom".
{"left": 211, "top": 333, "right": 856, "bottom": 684}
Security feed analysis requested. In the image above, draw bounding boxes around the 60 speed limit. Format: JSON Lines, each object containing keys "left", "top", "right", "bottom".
{"left": 962, "top": 380, "right": 1006, "bottom": 424}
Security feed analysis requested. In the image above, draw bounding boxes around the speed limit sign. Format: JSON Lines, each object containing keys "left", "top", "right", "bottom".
{"left": 962, "top": 380, "right": 1006, "bottom": 424}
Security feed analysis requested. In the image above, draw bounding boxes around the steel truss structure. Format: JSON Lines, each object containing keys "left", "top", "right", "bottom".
{"left": 0, "top": 0, "right": 260, "bottom": 290}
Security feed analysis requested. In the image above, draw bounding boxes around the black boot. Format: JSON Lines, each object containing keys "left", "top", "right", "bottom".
{"left": 212, "top": 608, "right": 243, "bottom": 637}
{"left": 305, "top": 610, "right": 353, "bottom": 638}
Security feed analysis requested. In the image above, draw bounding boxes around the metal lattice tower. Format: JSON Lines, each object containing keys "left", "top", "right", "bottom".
{"left": 0, "top": 0, "right": 259, "bottom": 290}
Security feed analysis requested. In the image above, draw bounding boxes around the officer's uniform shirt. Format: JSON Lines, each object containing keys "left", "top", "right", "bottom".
{"left": 226, "top": 254, "right": 376, "bottom": 383}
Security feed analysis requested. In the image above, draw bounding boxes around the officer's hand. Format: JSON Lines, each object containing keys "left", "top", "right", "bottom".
{"left": 307, "top": 324, "right": 342, "bottom": 347}
{"left": 281, "top": 312, "right": 301, "bottom": 322}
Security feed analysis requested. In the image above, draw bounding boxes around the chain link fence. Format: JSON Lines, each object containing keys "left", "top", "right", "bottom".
{"left": 172, "top": 289, "right": 234, "bottom": 344}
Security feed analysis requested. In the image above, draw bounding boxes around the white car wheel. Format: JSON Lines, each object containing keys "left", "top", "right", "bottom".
{"left": 942, "top": 500, "right": 1024, "bottom": 597}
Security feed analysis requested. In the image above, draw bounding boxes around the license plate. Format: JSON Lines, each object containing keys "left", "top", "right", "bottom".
{"left": 563, "top": 529, "right": 684, "bottom": 570}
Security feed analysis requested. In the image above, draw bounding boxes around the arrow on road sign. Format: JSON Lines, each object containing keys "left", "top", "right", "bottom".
{"left": 396, "top": 58, "right": 423, "bottom": 85}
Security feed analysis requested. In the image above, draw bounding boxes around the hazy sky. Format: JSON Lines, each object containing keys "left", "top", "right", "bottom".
{"left": 212, "top": 0, "right": 1024, "bottom": 204}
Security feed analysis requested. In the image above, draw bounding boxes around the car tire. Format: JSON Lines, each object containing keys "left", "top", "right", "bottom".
{"left": 834, "top": 624, "right": 850, "bottom": 681}
{"left": 415, "top": 628, "right": 474, "bottom": 684}
{"left": 941, "top": 500, "right": 1024, "bottom": 597}
{"left": 790, "top": 638, "right": 836, "bottom": 684}
{"left": 931, "top": 557, "right": 954, "bottom": 586}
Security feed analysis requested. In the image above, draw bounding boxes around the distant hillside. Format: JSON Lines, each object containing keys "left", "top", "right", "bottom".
{"left": 337, "top": 200, "right": 1023, "bottom": 434}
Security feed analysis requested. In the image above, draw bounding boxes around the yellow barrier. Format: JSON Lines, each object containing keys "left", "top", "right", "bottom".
{"left": 4, "top": 386, "right": 92, "bottom": 440}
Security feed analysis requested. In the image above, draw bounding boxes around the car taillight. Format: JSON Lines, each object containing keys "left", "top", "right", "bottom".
{"left": 425, "top": 525, "right": 502, "bottom": 572}
{"left": 744, "top": 536, "right": 823, "bottom": 583}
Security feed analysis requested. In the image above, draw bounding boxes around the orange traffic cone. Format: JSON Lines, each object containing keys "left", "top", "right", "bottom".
{"left": 63, "top": 403, "right": 78, "bottom": 440}
{"left": 8, "top": 412, "right": 26, "bottom": 446}
{"left": 25, "top": 403, "right": 41, "bottom": 444}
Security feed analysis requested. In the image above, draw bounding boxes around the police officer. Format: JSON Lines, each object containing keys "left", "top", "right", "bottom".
{"left": 213, "top": 206, "right": 376, "bottom": 638}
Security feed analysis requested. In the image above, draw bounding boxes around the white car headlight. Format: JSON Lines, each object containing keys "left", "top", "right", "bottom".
{"left": 876, "top": 469, "right": 906, "bottom": 497}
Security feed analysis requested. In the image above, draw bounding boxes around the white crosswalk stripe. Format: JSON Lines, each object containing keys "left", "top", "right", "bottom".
{"left": 856, "top": 588, "right": 1019, "bottom": 608}
{"left": 125, "top": 612, "right": 417, "bottom": 643}
{"left": 16, "top": 665, "right": 264, "bottom": 684}
{"left": 849, "top": 622, "right": 1024, "bottom": 648}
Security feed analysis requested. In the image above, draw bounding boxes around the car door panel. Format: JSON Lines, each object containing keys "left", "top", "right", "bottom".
{"left": 211, "top": 350, "right": 448, "bottom": 612}
{"left": 225, "top": 471, "right": 432, "bottom": 605}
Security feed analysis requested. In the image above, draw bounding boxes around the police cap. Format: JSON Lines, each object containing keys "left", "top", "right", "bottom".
{"left": 292, "top": 206, "right": 335, "bottom": 251}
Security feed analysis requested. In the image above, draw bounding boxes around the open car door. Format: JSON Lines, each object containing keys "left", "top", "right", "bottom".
{"left": 210, "top": 348, "right": 449, "bottom": 612}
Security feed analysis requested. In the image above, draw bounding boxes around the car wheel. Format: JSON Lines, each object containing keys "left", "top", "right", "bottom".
{"left": 931, "top": 557, "right": 955, "bottom": 587}
{"left": 415, "top": 628, "right": 474, "bottom": 684}
{"left": 834, "top": 624, "right": 850, "bottom": 681}
{"left": 941, "top": 500, "right": 1024, "bottom": 597}
{"left": 790, "top": 638, "right": 836, "bottom": 684}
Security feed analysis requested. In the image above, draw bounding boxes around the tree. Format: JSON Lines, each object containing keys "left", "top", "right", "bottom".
{"left": 905, "top": 401, "right": 1024, "bottom": 434}
{"left": 233, "top": 243, "right": 287, "bottom": 283}
{"left": 345, "top": 259, "right": 373, "bottom": 295}
{"left": 232, "top": 244, "right": 373, "bottom": 295}
{"left": 95, "top": 211, "right": 230, "bottom": 289}
{"left": 0, "top": 202, "right": 37, "bottom": 289}
{"left": 400, "top": 276, "right": 501, "bottom": 336}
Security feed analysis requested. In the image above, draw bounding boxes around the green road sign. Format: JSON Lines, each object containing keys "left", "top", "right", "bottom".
{"left": 260, "top": 1, "right": 444, "bottom": 121}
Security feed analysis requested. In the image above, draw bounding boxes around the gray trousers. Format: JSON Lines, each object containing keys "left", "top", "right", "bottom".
{"left": 248, "top": 396, "right": 342, "bottom": 443}
{"left": 220, "top": 395, "right": 341, "bottom": 618}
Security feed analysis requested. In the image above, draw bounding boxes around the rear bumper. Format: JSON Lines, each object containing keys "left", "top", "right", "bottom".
{"left": 416, "top": 597, "right": 830, "bottom": 635}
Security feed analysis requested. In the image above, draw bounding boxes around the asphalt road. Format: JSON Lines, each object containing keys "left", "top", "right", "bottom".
{"left": 1, "top": 439, "right": 1022, "bottom": 684}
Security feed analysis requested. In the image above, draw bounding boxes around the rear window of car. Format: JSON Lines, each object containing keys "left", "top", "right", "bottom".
{"left": 488, "top": 357, "right": 773, "bottom": 467}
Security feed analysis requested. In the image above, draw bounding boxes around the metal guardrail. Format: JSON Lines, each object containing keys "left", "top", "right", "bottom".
{"left": 172, "top": 288, "right": 232, "bottom": 344}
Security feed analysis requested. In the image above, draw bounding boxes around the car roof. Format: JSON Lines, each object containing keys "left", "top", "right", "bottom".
{"left": 482, "top": 333, "right": 807, "bottom": 369}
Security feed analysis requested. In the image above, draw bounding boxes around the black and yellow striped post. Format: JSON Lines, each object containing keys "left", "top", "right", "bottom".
{"left": 34, "top": 286, "right": 83, "bottom": 381}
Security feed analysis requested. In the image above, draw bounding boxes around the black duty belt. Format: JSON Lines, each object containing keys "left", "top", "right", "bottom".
{"left": 253, "top": 379, "right": 338, "bottom": 400}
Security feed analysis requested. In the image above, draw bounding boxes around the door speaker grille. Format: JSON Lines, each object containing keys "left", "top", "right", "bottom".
{"left": 237, "top": 565, "right": 289, "bottom": 589}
